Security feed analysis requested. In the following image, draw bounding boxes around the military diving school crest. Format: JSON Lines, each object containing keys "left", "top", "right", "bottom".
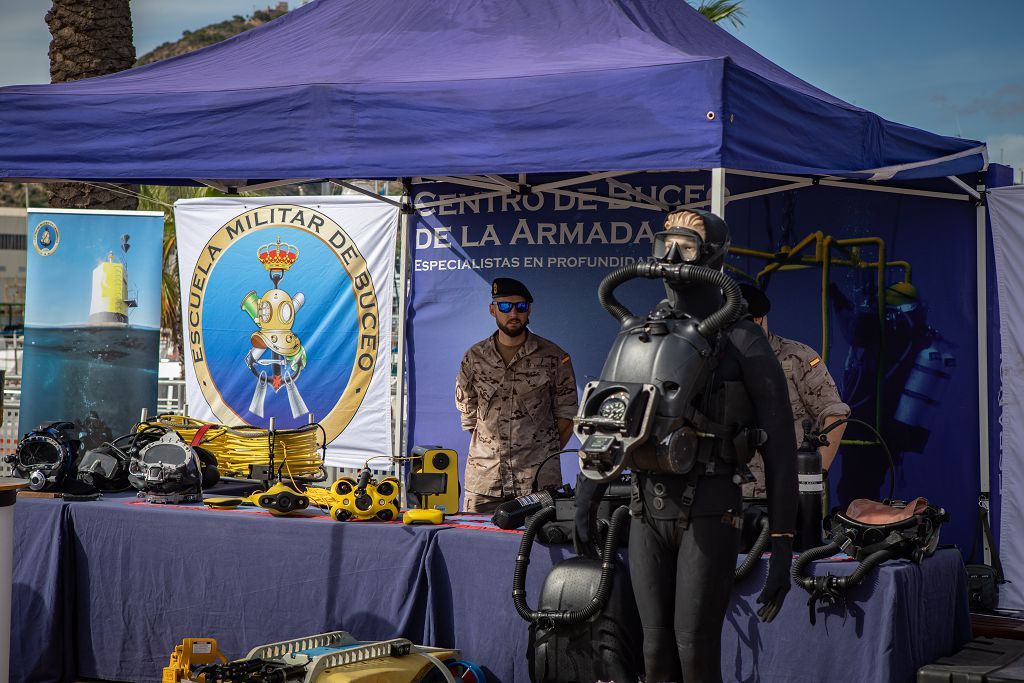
{"left": 186, "top": 204, "right": 382, "bottom": 443}
{"left": 33, "top": 220, "right": 60, "bottom": 256}
{"left": 242, "top": 237, "right": 308, "bottom": 418}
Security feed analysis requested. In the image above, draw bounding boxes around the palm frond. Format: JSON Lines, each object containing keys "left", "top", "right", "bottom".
{"left": 693, "top": 0, "right": 745, "bottom": 27}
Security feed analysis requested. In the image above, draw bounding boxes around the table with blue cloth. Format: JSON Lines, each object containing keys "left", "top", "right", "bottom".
{"left": 12, "top": 488, "right": 970, "bottom": 683}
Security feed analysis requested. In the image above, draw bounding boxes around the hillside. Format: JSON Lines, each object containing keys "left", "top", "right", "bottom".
{"left": 0, "top": 4, "right": 293, "bottom": 207}
{"left": 136, "top": 3, "right": 290, "bottom": 65}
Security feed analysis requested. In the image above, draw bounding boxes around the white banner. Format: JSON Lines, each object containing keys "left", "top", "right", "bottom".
{"left": 989, "top": 185, "right": 1024, "bottom": 609}
{"left": 174, "top": 196, "right": 399, "bottom": 468}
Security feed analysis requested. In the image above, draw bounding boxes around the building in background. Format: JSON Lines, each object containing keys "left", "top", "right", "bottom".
{"left": 0, "top": 208, "right": 26, "bottom": 327}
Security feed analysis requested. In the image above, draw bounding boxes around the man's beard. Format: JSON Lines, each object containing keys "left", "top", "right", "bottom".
{"left": 497, "top": 317, "right": 529, "bottom": 338}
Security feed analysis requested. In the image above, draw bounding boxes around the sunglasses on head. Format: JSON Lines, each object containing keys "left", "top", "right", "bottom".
{"left": 493, "top": 301, "right": 530, "bottom": 313}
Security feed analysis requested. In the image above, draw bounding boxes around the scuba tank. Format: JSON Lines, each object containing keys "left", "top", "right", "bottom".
{"left": 737, "top": 419, "right": 824, "bottom": 578}
{"left": 893, "top": 339, "right": 956, "bottom": 453}
{"left": 796, "top": 419, "right": 825, "bottom": 551}
{"left": 492, "top": 485, "right": 569, "bottom": 530}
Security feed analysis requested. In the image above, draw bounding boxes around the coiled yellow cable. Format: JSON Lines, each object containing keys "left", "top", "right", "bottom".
{"left": 139, "top": 415, "right": 325, "bottom": 480}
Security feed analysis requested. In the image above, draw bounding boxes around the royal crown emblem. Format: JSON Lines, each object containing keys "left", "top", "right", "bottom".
{"left": 258, "top": 237, "right": 299, "bottom": 272}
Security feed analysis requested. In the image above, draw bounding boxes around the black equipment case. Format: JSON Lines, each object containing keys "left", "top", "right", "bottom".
{"left": 918, "top": 638, "right": 1024, "bottom": 682}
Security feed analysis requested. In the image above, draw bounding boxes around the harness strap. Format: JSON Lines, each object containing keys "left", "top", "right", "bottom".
{"left": 191, "top": 424, "right": 214, "bottom": 447}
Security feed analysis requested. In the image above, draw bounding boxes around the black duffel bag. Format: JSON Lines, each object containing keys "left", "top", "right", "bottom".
{"left": 967, "top": 502, "right": 1004, "bottom": 612}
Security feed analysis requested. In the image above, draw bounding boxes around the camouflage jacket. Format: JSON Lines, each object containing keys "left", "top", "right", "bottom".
{"left": 455, "top": 331, "right": 578, "bottom": 497}
{"left": 744, "top": 331, "right": 850, "bottom": 498}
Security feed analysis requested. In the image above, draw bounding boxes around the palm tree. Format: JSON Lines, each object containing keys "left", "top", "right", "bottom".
{"left": 137, "top": 185, "right": 226, "bottom": 367}
{"left": 45, "top": 0, "right": 139, "bottom": 210}
{"left": 692, "top": 0, "right": 745, "bottom": 27}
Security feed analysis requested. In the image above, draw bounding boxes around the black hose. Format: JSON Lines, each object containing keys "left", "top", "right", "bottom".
{"left": 597, "top": 263, "right": 649, "bottom": 323}
{"left": 791, "top": 540, "right": 842, "bottom": 590}
{"left": 820, "top": 417, "right": 896, "bottom": 502}
{"left": 692, "top": 265, "right": 743, "bottom": 336}
{"left": 513, "top": 505, "right": 631, "bottom": 627}
{"left": 735, "top": 517, "right": 771, "bottom": 580}
{"left": 835, "top": 548, "right": 898, "bottom": 589}
{"left": 595, "top": 262, "right": 743, "bottom": 337}
{"left": 512, "top": 505, "right": 556, "bottom": 622}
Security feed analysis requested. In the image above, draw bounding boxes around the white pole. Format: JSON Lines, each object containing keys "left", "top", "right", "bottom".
{"left": 711, "top": 168, "right": 727, "bottom": 218}
{"left": 392, "top": 183, "right": 412, "bottom": 500}
{"left": 977, "top": 181, "right": 991, "bottom": 564}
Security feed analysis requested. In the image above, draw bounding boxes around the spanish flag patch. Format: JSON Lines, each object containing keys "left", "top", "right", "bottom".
{"left": 561, "top": 354, "right": 571, "bottom": 365}
{"left": 809, "top": 357, "right": 821, "bottom": 368}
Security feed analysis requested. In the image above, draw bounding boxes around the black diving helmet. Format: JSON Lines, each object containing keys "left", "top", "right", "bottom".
{"left": 128, "top": 431, "right": 219, "bottom": 504}
{"left": 5, "top": 421, "right": 81, "bottom": 491}
{"left": 76, "top": 441, "right": 132, "bottom": 492}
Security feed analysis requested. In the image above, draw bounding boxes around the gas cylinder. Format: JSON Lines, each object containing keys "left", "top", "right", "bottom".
{"left": 893, "top": 340, "right": 956, "bottom": 453}
{"left": 795, "top": 419, "right": 825, "bottom": 551}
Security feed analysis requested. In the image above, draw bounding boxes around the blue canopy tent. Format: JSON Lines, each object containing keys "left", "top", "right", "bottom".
{"left": 0, "top": 0, "right": 985, "bottom": 183}
{"left": 0, "top": 0, "right": 997, "bottom": 556}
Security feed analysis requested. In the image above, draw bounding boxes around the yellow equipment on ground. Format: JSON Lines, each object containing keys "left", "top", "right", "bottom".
{"left": 163, "top": 637, "right": 227, "bottom": 683}
{"left": 167, "top": 631, "right": 485, "bottom": 683}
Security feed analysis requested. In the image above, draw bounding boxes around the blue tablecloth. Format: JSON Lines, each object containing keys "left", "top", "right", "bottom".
{"left": 12, "top": 498, "right": 74, "bottom": 683}
{"left": 11, "top": 489, "right": 970, "bottom": 683}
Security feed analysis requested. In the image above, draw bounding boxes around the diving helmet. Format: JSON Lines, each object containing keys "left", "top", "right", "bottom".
{"left": 245, "top": 289, "right": 304, "bottom": 357}
{"left": 127, "top": 431, "right": 219, "bottom": 504}
{"left": 884, "top": 281, "right": 920, "bottom": 316}
{"left": 5, "top": 422, "right": 81, "bottom": 491}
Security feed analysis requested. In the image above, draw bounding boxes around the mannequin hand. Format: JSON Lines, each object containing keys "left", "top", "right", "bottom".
{"left": 756, "top": 535, "right": 793, "bottom": 623}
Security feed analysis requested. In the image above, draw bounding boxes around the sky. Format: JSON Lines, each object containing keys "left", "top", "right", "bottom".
{"left": 0, "top": 0, "right": 1021, "bottom": 175}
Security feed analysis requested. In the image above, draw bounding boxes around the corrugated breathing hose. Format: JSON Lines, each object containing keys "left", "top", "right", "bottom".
{"left": 597, "top": 262, "right": 743, "bottom": 336}
{"left": 735, "top": 517, "right": 771, "bottom": 580}
{"left": 513, "top": 505, "right": 630, "bottom": 628}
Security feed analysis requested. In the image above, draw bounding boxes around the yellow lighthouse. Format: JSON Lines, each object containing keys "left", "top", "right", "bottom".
{"left": 89, "top": 251, "right": 135, "bottom": 325}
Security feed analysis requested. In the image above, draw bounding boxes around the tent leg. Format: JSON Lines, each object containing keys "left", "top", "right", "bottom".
{"left": 393, "top": 181, "right": 412, "bottom": 506}
{"left": 977, "top": 180, "right": 991, "bottom": 564}
{"left": 711, "top": 167, "right": 726, "bottom": 217}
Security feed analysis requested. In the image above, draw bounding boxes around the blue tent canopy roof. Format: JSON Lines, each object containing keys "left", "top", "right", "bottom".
{"left": 0, "top": 0, "right": 985, "bottom": 183}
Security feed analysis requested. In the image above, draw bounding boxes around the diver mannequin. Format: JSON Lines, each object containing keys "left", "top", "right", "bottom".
{"left": 575, "top": 210, "right": 798, "bottom": 681}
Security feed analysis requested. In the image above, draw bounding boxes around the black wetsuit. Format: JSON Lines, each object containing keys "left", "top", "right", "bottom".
{"left": 629, "top": 317, "right": 798, "bottom": 682}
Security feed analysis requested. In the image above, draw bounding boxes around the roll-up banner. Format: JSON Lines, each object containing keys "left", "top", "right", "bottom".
{"left": 21, "top": 208, "right": 164, "bottom": 443}
{"left": 174, "top": 196, "right": 399, "bottom": 468}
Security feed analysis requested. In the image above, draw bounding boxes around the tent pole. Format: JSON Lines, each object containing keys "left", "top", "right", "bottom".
{"left": 977, "top": 178, "right": 991, "bottom": 564}
{"left": 393, "top": 179, "right": 412, "bottom": 499}
{"left": 330, "top": 179, "right": 406, "bottom": 209}
{"left": 711, "top": 167, "right": 726, "bottom": 217}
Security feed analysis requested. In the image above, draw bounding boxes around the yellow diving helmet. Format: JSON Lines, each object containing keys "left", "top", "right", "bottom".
{"left": 250, "top": 289, "right": 304, "bottom": 357}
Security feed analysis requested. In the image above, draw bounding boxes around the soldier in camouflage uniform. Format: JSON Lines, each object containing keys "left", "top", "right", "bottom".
{"left": 739, "top": 284, "right": 850, "bottom": 499}
{"left": 455, "top": 278, "right": 578, "bottom": 513}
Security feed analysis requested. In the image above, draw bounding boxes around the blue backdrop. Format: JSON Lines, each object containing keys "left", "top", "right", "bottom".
{"left": 407, "top": 172, "right": 982, "bottom": 554}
